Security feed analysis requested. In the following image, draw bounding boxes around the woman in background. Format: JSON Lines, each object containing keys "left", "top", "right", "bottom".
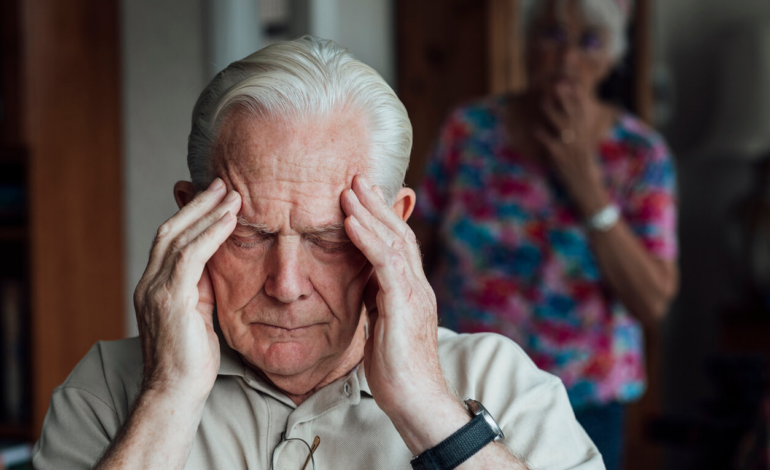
{"left": 413, "top": 1, "right": 678, "bottom": 468}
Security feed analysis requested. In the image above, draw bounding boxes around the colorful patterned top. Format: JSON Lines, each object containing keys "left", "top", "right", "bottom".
{"left": 416, "top": 95, "right": 678, "bottom": 408}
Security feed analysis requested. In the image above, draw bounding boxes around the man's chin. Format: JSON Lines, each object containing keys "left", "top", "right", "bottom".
{"left": 246, "top": 340, "right": 321, "bottom": 378}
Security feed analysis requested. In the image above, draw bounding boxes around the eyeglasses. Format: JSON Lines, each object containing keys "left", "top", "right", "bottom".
{"left": 271, "top": 432, "right": 321, "bottom": 470}
{"left": 534, "top": 24, "right": 606, "bottom": 55}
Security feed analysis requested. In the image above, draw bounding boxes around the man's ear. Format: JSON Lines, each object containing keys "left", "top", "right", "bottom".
{"left": 174, "top": 181, "right": 196, "bottom": 210}
{"left": 391, "top": 187, "right": 416, "bottom": 222}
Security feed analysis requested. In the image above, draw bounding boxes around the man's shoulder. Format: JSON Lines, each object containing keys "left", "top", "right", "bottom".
{"left": 59, "top": 337, "right": 143, "bottom": 409}
{"left": 435, "top": 329, "right": 604, "bottom": 468}
{"left": 436, "top": 327, "right": 561, "bottom": 395}
{"left": 437, "top": 327, "right": 542, "bottom": 371}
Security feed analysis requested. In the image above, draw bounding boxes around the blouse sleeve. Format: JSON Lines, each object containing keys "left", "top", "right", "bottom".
{"left": 621, "top": 133, "right": 679, "bottom": 261}
{"left": 415, "top": 109, "right": 467, "bottom": 225}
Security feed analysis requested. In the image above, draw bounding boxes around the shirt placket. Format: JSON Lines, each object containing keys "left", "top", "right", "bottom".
{"left": 243, "top": 366, "right": 363, "bottom": 469}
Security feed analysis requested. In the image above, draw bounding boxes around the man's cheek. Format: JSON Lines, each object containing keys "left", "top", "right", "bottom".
{"left": 208, "top": 250, "right": 266, "bottom": 306}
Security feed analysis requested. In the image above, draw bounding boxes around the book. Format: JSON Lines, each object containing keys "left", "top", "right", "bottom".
{"left": 1, "top": 280, "right": 25, "bottom": 423}
{"left": 0, "top": 440, "right": 32, "bottom": 468}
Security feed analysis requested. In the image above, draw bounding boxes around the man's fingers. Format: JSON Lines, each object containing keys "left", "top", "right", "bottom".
{"left": 344, "top": 215, "right": 406, "bottom": 296}
{"left": 149, "top": 179, "right": 228, "bottom": 266}
{"left": 167, "top": 190, "right": 241, "bottom": 257}
{"left": 172, "top": 210, "right": 238, "bottom": 292}
{"left": 342, "top": 187, "right": 401, "bottom": 248}
{"left": 350, "top": 176, "right": 422, "bottom": 258}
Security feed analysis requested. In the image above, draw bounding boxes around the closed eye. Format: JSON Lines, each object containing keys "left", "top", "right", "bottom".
{"left": 230, "top": 233, "right": 271, "bottom": 249}
{"left": 309, "top": 237, "right": 353, "bottom": 254}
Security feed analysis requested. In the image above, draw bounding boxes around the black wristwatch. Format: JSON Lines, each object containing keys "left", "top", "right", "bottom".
{"left": 410, "top": 398, "right": 505, "bottom": 470}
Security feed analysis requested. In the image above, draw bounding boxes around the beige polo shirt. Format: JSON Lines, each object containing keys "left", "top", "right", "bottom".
{"left": 33, "top": 328, "right": 604, "bottom": 469}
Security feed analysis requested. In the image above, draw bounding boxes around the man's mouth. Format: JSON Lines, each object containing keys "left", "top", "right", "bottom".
{"left": 253, "top": 322, "right": 318, "bottom": 333}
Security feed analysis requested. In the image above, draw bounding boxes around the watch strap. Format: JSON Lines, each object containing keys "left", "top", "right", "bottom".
{"left": 410, "top": 414, "right": 497, "bottom": 470}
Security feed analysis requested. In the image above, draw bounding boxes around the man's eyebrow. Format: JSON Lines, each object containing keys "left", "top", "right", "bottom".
{"left": 236, "top": 216, "right": 277, "bottom": 234}
{"left": 234, "top": 217, "right": 347, "bottom": 236}
{"left": 301, "top": 222, "right": 347, "bottom": 236}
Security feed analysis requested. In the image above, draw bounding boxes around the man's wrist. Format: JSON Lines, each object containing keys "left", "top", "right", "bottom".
{"left": 385, "top": 391, "right": 471, "bottom": 456}
{"left": 138, "top": 384, "right": 210, "bottom": 418}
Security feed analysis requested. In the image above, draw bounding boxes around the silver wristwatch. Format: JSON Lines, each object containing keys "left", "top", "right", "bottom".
{"left": 585, "top": 204, "right": 620, "bottom": 232}
{"left": 464, "top": 398, "right": 505, "bottom": 441}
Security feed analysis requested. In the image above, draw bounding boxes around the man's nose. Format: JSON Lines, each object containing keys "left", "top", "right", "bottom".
{"left": 264, "top": 237, "right": 313, "bottom": 303}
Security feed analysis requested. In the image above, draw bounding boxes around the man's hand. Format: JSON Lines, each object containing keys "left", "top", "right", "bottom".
{"left": 134, "top": 178, "right": 240, "bottom": 400}
{"left": 94, "top": 179, "right": 240, "bottom": 470}
{"left": 341, "top": 176, "right": 525, "bottom": 468}
{"left": 341, "top": 175, "right": 470, "bottom": 452}
{"left": 534, "top": 84, "right": 610, "bottom": 217}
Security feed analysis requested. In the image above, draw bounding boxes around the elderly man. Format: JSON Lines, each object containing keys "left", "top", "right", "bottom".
{"left": 33, "top": 37, "right": 603, "bottom": 470}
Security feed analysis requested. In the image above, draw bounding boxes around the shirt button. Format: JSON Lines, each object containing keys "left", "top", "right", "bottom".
{"left": 343, "top": 383, "right": 351, "bottom": 396}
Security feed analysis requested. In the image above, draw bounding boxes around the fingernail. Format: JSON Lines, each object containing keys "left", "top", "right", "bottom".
{"left": 225, "top": 190, "right": 239, "bottom": 203}
{"left": 359, "top": 174, "right": 370, "bottom": 187}
{"left": 209, "top": 178, "right": 224, "bottom": 191}
{"left": 349, "top": 215, "right": 361, "bottom": 227}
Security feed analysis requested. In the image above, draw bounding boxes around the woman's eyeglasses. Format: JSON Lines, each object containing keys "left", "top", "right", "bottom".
{"left": 536, "top": 24, "right": 606, "bottom": 54}
{"left": 271, "top": 433, "right": 321, "bottom": 470}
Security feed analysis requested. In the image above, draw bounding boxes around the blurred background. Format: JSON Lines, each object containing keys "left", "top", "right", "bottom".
{"left": 0, "top": 0, "right": 769, "bottom": 469}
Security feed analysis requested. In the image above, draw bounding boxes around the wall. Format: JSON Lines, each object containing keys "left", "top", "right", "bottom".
{"left": 653, "top": 2, "right": 770, "bottom": 468}
{"left": 310, "top": 0, "right": 395, "bottom": 86}
{"left": 121, "top": 0, "right": 208, "bottom": 336}
{"left": 654, "top": 0, "right": 770, "bottom": 155}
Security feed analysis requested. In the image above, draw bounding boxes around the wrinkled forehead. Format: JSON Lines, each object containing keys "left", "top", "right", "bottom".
{"left": 212, "top": 111, "right": 369, "bottom": 226}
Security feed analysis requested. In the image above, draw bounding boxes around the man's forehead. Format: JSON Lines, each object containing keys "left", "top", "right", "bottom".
{"left": 214, "top": 112, "right": 370, "bottom": 231}
{"left": 214, "top": 111, "right": 369, "bottom": 186}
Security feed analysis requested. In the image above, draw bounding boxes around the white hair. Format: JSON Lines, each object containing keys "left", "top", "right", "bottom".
{"left": 522, "top": 0, "right": 633, "bottom": 60}
{"left": 187, "top": 35, "right": 412, "bottom": 204}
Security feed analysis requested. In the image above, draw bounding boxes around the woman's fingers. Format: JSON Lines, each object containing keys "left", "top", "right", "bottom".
{"left": 556, "top": 84, "right": 583, "bottom": 120}
{"left": 534, "top": 127, "right": 564, "bottom": 159}
{"left": 542, "top": 98, "right": 569, "bottom": 134}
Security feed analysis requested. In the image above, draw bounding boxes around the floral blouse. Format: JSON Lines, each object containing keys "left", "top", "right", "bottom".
{"left": 416, "top": 95, "right": 678, "bottom": 408}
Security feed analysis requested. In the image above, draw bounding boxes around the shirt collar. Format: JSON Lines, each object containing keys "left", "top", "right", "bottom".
{"left": 356, "top": 362, "right": 373, "bottom": 397}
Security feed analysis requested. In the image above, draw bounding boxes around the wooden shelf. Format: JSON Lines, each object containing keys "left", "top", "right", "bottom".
{"left": 18, "top": 0, "right": 125, "bottom": 440}
{"left": 0, "top": 226, "right": 26, "bottom": 241}
{"left": 0, "top": 146, "right": 27, "bottom": 163}
{"left": 0, "top": 0, "right": 124, "bottom": 443}
{"left": 0, "top": 422, "right": 33, "bottom": 440}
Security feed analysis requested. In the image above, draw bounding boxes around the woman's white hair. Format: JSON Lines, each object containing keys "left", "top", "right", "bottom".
{"left": 187, "top": 35, "right": 412, "bottom": 204}
{"left": 522, "top": 0, "right": 633, "bottom": 60}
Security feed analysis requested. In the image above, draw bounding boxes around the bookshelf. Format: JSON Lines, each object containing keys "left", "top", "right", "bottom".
{"left": 0, "top": 0, "right": 124, "bottom": 442}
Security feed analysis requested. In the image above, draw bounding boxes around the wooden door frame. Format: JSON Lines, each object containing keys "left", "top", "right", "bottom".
{"left": 21, "top": 0, "right": 125, "bottom": 437}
